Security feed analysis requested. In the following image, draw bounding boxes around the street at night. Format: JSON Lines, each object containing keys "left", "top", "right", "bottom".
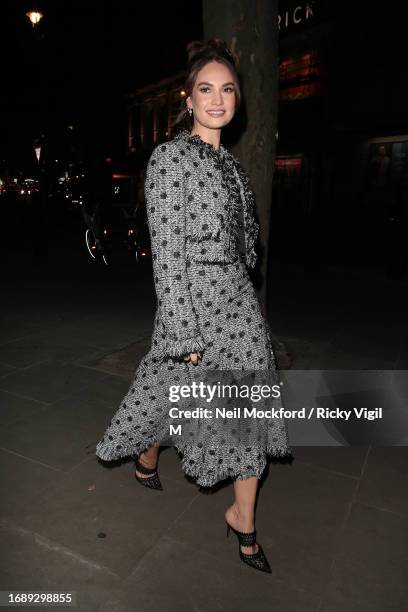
{"left": 1, "top": 1, "right": 408, "bottom": 611}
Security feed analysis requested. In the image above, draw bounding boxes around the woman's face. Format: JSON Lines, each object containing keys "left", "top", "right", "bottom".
{"left": 187, "top": 60, "right": 236, "bottom": 130}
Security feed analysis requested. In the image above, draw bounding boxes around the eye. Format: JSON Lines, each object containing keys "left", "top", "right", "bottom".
{"left": 198, "top": 86, "right": 235, "bottom": 93}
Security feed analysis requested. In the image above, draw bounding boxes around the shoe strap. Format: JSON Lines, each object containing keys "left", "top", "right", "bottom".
{"left": 235, "top": 529, "right": 257, "bottom": 546}
{"left": 135, "top": 459, "right": 157, "bottom": 475}
{"left": 240, "top": 545, "right": 263, "bottom": 559}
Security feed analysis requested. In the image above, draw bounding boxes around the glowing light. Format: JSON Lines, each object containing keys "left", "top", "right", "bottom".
{"left": 26, "top": 11, "right": 43, "bottom": 27}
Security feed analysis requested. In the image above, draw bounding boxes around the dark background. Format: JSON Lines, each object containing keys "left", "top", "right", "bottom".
{"left": 2, "top": 1, "right": 408, "bottom": 281}
{"left": 0, "top": 0, "right": 203, "bottom": 167}
{"left": 0, "top": 7, "right": 407, "bottom": 606}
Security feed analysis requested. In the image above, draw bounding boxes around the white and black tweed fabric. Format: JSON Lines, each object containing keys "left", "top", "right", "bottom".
{"left": 95, "top": 128, "right": 292, "bottom": 487}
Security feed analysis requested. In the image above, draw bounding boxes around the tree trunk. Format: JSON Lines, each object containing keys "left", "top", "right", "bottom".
{"left": 202, "top": 0, "right": 279, "bottom": 312}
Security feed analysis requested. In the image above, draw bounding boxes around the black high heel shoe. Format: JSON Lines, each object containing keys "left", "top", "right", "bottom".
{"left": 226, "top": 521, "right": 272, "bottom": 573}
{"left": 134, "top": 457, "right": 163, "bottom": 491}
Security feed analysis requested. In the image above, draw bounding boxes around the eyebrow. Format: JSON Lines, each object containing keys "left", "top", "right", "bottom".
{"left": 196, "top": 81, "right": 235, "bottom": 87}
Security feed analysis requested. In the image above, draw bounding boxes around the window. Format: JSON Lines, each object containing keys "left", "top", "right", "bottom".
{"left": 279, "top": 51, "right": 322, "bottom": 100}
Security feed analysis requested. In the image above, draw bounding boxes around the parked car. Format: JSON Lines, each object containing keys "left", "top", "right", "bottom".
{"left": 79, "top": 170, "right": 151, "bottom": 266}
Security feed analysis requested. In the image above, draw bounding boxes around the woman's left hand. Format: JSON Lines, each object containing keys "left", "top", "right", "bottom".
{"left": 183, "top": 352, "right": 201, "bottom": 365}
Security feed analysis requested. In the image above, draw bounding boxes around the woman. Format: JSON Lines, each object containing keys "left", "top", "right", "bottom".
{"left": 95, "top": 38, "right": 292, "bottom": 574}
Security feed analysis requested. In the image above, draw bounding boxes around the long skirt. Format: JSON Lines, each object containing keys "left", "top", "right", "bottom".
{"left": 95, "top": 257, "right": 292, "bottom": 487}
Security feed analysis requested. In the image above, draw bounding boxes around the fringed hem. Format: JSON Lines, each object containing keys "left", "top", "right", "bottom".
{"left": 95, "top": 436, "right": 167, "bottom": 463}
{"left": 95, "top": 436, "right": 293, "bottom": 489}
{"left": 179, "top": 455, "right": 269, "bottom": 488}
{"left": 230, "top": 155, "right": 260, "bottom": 269}
{"left": 186, "top": 225, "right": 221, "bottom": 243}
{"left": 162, "top": 334, "right": 206, "bottom": 358}
{"left": 246, "top": 248, "right": 258, "bottom": 269}
{"left": 174, "top": 443, "right": 293, "bottom": 488}
{"left": 187, "top": 247, "right": 256, "bottom": 268}
{"left": 187, "top": 250, "right": 238, "bottom": 265}
{"left": 186, "top": 232, "right": 215, "bottom": 243}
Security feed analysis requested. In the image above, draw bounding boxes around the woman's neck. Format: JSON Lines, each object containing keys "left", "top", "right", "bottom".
{"left": 190, "top": 126, "right": 221, "bottom": 151}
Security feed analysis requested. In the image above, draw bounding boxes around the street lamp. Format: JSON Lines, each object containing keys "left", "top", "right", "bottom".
{"left": 26, "top": 11, "right": 43, "bottom": 27}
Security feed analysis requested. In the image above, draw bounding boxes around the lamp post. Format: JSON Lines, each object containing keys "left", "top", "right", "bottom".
{"left": 26, "top": 9, "right": 48, "bottom": 265}
{"left": 26, "top": 11, "right": 43, "bottom": 27}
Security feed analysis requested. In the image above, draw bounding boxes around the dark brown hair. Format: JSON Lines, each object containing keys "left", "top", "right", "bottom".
{"left": 173, "top": 38, "right": 241, "bottom": 131}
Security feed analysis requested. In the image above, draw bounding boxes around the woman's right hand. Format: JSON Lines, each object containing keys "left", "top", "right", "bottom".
{"left": 183, "top": 352, "right": 201, "bottom": 365}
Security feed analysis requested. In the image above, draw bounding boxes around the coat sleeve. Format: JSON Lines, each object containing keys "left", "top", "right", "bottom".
{"left": 145, "top": 143, "right": 206, "bottom": 359}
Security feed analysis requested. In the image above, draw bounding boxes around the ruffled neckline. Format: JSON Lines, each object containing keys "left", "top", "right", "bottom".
{"left": 174, "top": 128, "right": 227, "bottom": 159}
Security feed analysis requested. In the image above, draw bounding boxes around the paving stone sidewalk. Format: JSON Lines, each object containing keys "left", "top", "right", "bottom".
{"left": 1, "top": 247, "right": 407, "bottom": 611}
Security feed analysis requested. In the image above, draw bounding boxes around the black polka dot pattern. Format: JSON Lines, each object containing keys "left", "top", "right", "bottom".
{"left": 95, "top": 130, "right": 292, "bottom": 487}
{"left": 144, "top": 141, "right": 206, "bottom": 359}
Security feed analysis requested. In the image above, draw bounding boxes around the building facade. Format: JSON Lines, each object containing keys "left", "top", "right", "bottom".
{"left": 127, "top": 71, "right": 187, "bottom": 154}
{"left": 127, "top": 1, "right": 408, "bottom": 273}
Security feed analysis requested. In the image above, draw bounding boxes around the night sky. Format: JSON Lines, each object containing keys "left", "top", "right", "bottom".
{"left": 1, "top": 1, "right": 203, "bottom": 165}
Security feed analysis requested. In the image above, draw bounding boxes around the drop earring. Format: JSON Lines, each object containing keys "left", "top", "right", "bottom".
{"left": 188, "top": 108, "right": 193, "bottom": 116}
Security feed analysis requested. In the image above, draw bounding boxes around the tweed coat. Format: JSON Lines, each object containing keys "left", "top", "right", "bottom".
{"left": 95, "top": 127, "right": 292, "bottom": 487}
{"left": 145, "top": 128, "right": 260, "bottom": 360}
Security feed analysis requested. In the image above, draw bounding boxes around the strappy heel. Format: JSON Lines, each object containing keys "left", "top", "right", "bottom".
{"left": 226, "top": 521, "right": 272, "bottom": 573}
{"left": 134, "top": 457, "right": 163, "bottom": 491}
